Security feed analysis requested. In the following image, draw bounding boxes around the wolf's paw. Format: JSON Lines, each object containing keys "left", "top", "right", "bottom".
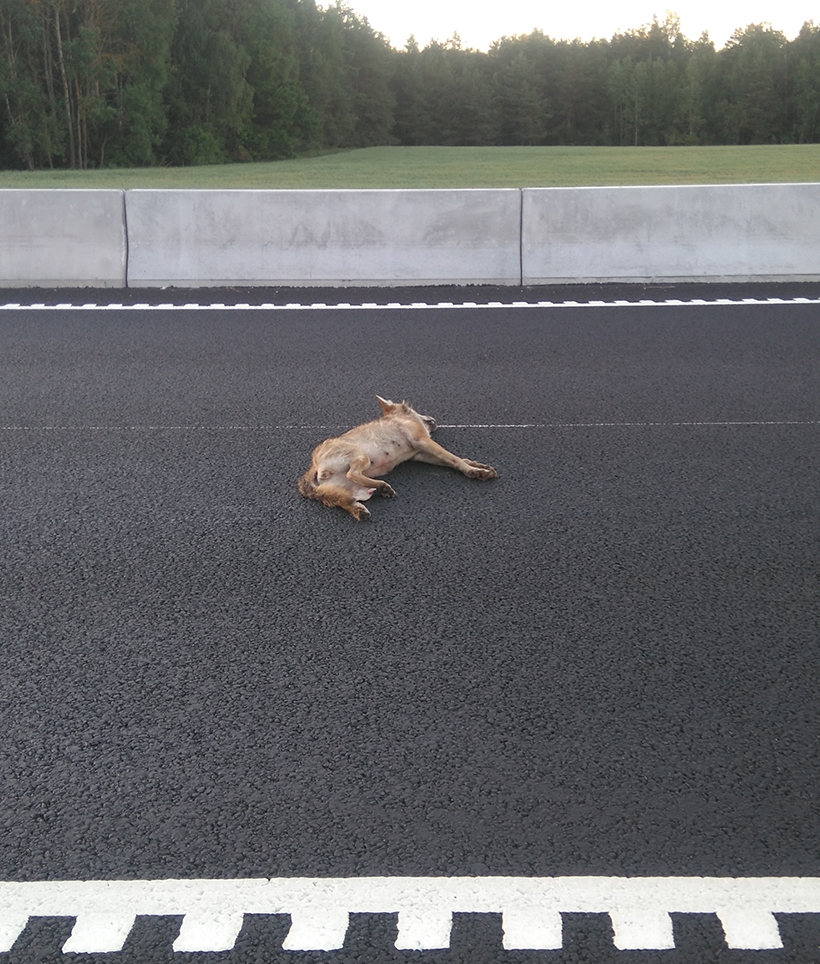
{"left": 464, "top": 460, "right": 497, "bottom": 480}
{"left": 379, "top": 483, "right": 397, "bottom": 498}
{"left": 352, "top": 502, "right": 371, "bottom": 520}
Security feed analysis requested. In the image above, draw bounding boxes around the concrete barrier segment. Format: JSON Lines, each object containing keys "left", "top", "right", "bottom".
{"left": 126, "top": 189, "right": 521, "bottom": 287}
{"left": 0, "top": 190, "right": 126, "bottom": 288}
{"left": 124, "top": 189, "right": 523, "bottom": 287}
{"left": 522, "top": 183, "right": 820, "bottom": 284}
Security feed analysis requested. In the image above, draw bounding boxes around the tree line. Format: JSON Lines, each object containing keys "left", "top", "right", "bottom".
{"left": 1, "top": 0, "right": 819, "bottom": 171}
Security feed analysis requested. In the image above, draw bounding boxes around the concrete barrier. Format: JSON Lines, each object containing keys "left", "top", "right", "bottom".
{"left": 125, "top": 189, "right": 522, "bottom": 287}
{"left": 0, "top": 189, "right": 126, "bottom": 287}
{"left": 4, "top": 183, "right": 820, "bottom": 288}
{"left": 522, "top": 183, "right": 820, "bottom": 284}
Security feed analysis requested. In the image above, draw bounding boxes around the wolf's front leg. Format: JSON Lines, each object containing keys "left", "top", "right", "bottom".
{"left": 460, "top": 458, "right": 498, "bottom": 480}
{"left": 411, "top": 438, "right": 497, "bottom": 480}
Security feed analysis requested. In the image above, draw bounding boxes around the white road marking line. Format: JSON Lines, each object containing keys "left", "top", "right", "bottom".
{"left": 440, "top": 420, "right": 819, "bottom": 428}
{"left": 172, "top": 911, "right": 247, "bottom": 953}
{"left": 0, "top": 916, "right": 29, "bottom": 953}
{"left": 0, "top": 297, "right": 819, "bottom": 312}
{"left": 62, "top": 913, "right": 137, "bottom": 954}
{"left": 609, "top": 908, "right": 676, "bottom": 950}
{"left": 394, "top": 908, "right": 453, "bottom": 950}
{"left": 1, "top": 421, "right": 817, "bottom": 432}
{"left": 501, "top": 906, "right": 563, "bottom": 950}
{"left": 282, "top": 909, "right": 349, "bottom": 952}
{"left": 0, "top": 877, "right": 818, "bottom": 954}
{"left": 717, "top": 907, "right": 784, "bottom": 950}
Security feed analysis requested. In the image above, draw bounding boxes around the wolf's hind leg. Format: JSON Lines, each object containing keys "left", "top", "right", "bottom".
{"left": 312, "top": 482, "right": 371, "bottom": 520}
{"left": 345, "top": 453, "right": 396, "bottom": 497}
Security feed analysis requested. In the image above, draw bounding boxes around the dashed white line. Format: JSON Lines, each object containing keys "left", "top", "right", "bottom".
{"left": 0, "top": 297, "right": 819, "bottom": 311}
{"left": 0, "top": 876, "right": 817, "bottom": 953}
{"left": 440, "top": 420, "right": 819, "bottom": 428}
{"left": 1, "top": 420, "right": 817, "bottom": 432}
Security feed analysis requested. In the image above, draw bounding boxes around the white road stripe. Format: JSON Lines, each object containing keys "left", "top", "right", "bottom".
{"left": 61, "top": 913, "right": 137, "bottom": 954}
{"left": 609, "top": 908, "right": 676, "bottom": 950}
{"left": 0, "top": 876, "right": 818, "bottom": 953}
{"left": 172, "top": 911, "right": 247, "bottom": 953}
{"left": 716, "top": 907, "right": 785, "bottom": 950}
{"left": 440, "top": 420, "right": 819, "bottom": 428}
{"left": 0, "top": 916, "right": 29, "bottom": 954}
{"left": 394, "top": 908, "right": 453, "bottom": 950}
{"left": 501, "top": 906, "right": 563, "bottom": 950}
{"left": 1, "top": 421, "right": 817, "bottom": 432}
{"left": 0, "top": 297, "right": 819, "bottom": 312}
{"left": 282, "top": 910, "right": 349, "bottom": 951}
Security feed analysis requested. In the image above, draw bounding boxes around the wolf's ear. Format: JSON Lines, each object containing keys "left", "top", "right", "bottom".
{"left": 376, "top": 395, "right": 394, "bottom": 415}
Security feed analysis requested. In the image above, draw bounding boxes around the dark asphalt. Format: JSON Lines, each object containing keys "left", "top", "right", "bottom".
{"left": 1, "top": 289, "right": 819, "bottom": 963}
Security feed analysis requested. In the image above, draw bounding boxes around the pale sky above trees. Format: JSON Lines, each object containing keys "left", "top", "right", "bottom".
{"left": 344, "top": 0, "right": 814, "bottom": 50}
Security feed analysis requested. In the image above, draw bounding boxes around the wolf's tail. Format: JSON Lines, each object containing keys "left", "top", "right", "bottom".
{"left": 297, "top": 471, "right": 318, "bottom": 499}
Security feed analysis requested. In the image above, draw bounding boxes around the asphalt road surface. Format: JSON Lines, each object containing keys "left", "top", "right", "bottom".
{"left": 1, "top": 285, "right": 819, "bottom": 964}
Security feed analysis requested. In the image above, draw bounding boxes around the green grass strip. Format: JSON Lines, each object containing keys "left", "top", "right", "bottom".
{"left": 1, "top": 145, "right": 819, "bottom": 189}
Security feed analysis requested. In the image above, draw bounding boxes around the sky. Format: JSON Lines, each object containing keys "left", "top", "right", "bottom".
{"left": 340, "top": 0, "right": 815, "bottom": 51}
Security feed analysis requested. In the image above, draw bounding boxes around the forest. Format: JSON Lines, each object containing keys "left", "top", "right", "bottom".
{"left": 1, "top": 0, "right": 819, "bottom": 170}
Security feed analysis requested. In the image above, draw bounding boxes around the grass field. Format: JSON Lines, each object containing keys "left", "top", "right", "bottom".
{"left": 1, "top": 145, "right": 819, "bottom": 189}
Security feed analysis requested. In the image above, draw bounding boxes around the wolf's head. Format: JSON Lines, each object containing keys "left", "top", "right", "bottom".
{"left": 376, "top": 395, "right": 437, "bottom": 434}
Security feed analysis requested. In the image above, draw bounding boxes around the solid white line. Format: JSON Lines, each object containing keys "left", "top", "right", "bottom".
{"left": 0, "top": 297, "right": 819, "bottom": 312}
{"left": 0, "top": 876, "right": 817, "bottom": 953}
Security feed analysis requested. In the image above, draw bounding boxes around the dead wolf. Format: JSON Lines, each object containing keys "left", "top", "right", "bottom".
{"left": 298, "top": 396, "right": 497, "bottom": 520}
